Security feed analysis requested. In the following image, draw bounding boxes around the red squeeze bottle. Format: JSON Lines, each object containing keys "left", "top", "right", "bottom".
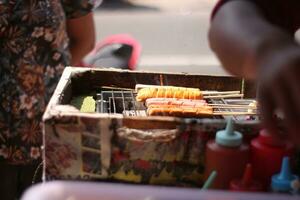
{"left": 204, "top": 118, "right": 250, "bottom": 189}
{"left": 230, "top": 163, "right": 264, "bottom": 192}
{"left": 251, "top": 129, "right": 294, "bottom": 189}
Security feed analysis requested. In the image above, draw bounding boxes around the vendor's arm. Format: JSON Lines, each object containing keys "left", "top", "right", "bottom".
{"left": 209, "top": 0, "right": 300, "bottom": 143}
{"left": 209, "top": 0, "right": 296, "bottom": 79}
{"left": 67, "top": 13, "right": 95, "bottom": 66}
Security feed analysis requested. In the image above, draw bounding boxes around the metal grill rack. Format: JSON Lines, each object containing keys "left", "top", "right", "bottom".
{"left": 96, "top": 89, "right": 147, "bottom": 117}
{"left": 95, "top": 89, "right": 257, "bottom": 119}
{"left": 208, "top": 98, "right": 257, "bottom": 120}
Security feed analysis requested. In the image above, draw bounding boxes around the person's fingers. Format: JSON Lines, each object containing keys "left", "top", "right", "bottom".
{"left": 257, "top": 84, "right": 278, "bottom": 135}
{"left": 271, "top": 76, "right": 300, "bottom": 143}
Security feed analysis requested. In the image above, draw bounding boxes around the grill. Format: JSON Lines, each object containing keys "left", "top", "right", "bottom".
{"left": 210, "top": 98, "right": 257, "bottom": 120}
{"left": 96, "top": 89, "right": 146, "bottom": 116}
{"left": 95, "top": 88, "right": 258, "bottom": 120}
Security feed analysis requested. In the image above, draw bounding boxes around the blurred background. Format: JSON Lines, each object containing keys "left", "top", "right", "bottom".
{"left": 94, "top": 0, "right": 228, "bottom": 75}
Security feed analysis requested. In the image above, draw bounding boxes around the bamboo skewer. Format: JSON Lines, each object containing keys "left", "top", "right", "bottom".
{"left": 101, "top": 86, "right": 133, "bottom": 91}
{"left": 210, "top": 105, "right": 257, "bottom": 109}
{"left": 135, "top": 84, "right": 243, "bottom": 99}
{"left": 209, "top": 103, "right": 255, "bottom": 107}
{"left": 102, "top": 85, "right": 245, "bottom": 99}
{"left": 136, "top": 84, "right": 240, "bottom": 94}
{"left": 212, "top": 106, "right": 257, "bottom": 109}
{"left": 213, "top": 112, "right": 257, "bottom": 116}
{"left": 101, "top": 85, "right": 244, "bottom": 100}
{"left": 135, "top": 84, "right": 163, "bottom": 91}
{"left": 203, "top": 94, "right": 244, "bottom": 99}
{"left": 202, "top": 91, "right": 241, "bottom": 95}
{"left": 122, "top": 109, "right": 257, "bottom": 117}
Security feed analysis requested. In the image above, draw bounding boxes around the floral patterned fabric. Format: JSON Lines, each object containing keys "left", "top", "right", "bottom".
{"left": 0, "top": 0, "right": 96, "bottom": 165}
{"left": 43, "top": 114, "right": 209, "bottom": 185}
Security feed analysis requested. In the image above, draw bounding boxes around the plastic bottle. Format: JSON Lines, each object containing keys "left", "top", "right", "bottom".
{"left": 204, "top": 118, "right": 250, "bottom": 189}
{"left": 251, "top": 129, "right": 294, "bottom": 189}
{"left": 271, "top": 157, "right": 298, "bottom": 193}
{"left": 230, "top": 163, "right": 263, "bottom": 192}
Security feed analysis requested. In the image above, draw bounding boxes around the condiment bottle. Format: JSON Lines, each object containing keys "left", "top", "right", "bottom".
{"left": 230, "top": 163, "right": 263, "bottom": 192}
{"left": 271, "top": 157, "right": 298, "bottom": 193}
{"left": 251, "top": 129, "right": 294, "bottom": 189}
{"left": 204, "top": 118, "right": 250, "bottom": 189}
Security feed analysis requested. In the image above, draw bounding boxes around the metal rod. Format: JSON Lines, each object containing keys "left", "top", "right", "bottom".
{"left": 100, "top": 93, "right": 104, "bottom": 113}
{"left": 121, "top": 90, "right": 126, "bottom": 114}
{"left": 96, "top": 93, "right": 100, "bottom": 113}
{"left": 96, "top": 100, "right": 100, "bottom": 113}
{"left": 130, "top": 90, "right": 137, "bottom": 116}
{"left": 111, "top": 90, "right": 116, "bottom": 114}
{"left": 222, "top": 98, "right": 238, "bottom": 120}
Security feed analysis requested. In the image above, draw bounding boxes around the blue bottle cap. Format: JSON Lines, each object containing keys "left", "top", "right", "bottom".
{"left": 271, "top": 157, "right": 298, "bottom": 192}
{"left": 216, "top": 118, "right": 242, "bottom": 147}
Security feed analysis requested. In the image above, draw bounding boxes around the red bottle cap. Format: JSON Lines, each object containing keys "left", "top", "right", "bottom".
{"left": 230, "top": 164, "right": 264, "bottom": 192}
{"left": 257, "top": 129, "right": 287, "bottom": 147}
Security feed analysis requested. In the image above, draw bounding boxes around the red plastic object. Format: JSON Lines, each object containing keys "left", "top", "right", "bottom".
{"left": 230, "top": 163, "right": 264, "bottom": 192}
{"left": 204, "top": 140, "right": 250, "bottom": 189}
{"left": 82, "top": 34, "right": 141, "bottom": 70}
{"left": 251, "top": 129, "right": 294, "bottom": 190}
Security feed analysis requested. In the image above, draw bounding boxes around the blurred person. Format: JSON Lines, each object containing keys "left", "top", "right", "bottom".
{"left": 0, "top": 1, "right": 98, "bottom": 199}
{"left": 209, "top": 0, "right": 300, "bottom": 143}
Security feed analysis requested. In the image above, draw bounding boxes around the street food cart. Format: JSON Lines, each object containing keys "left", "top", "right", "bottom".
{"left": 40, "top": 67, "right": 298, "bottom": 199}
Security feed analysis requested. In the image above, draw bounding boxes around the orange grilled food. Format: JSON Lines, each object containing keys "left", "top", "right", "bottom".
{"left": 136, "top": 86, "right": 202, "bottom": 102}
{"left": 147, "top": 104, "right": 213, "bottom": 117}
{"left": 145, "top": 98, "right": 208, "bottom": 107}
{"left": 145, "top": 97, "right": 213, "bottom": 117}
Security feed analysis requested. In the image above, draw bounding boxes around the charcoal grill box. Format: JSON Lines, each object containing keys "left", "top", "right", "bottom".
{"left": 43, "top": 67, "right": 259, "bottom": 186}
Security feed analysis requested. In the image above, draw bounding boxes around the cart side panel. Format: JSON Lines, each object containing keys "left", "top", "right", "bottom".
{"left": 43, "top": 113, "right": 118, "bottom": 180}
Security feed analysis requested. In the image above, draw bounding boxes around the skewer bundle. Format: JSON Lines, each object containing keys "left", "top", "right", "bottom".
{"left": 135, "top": 84, "right": 243, "bottom": 102}
{"left": 135, "top": 84, "right": 257, "bottom": 117}
{"left": 146, "top": 98, "right": 213, "bottom": 117}
{"left": 145, "top": 98, "right": 256, "bottom": 117}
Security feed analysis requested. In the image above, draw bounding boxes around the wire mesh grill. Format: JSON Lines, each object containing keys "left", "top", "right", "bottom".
{"left": 209, "top": 98, "right": 257, "bottom": 120}
{"left": 96, "top": 89, "right": 257, "bottom": 120}
{"left": 96, "top": 90, "right": 147, "bottom": 117}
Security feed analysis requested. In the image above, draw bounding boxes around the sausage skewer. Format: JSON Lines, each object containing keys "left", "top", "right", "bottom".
{"left": 135, "top": 84, "right": 243, "bottom": 102}
{"left": 145, "top": 98, "right": 257, "bottom": 117}
{"left": 135, "top": 84, "right": 240, "bottom": 95}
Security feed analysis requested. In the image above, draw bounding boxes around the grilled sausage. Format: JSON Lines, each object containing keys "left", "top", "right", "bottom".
{"left": 145, "top": 98, "right": 207, "bottom": 107}
{"left": 147, "top": 104, "right": 213, "bottom": 117}
{"left": 136, "top": 86, "right": 202, "bottom": 102}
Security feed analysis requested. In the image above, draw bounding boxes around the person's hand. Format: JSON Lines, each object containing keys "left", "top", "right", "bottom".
{"left": 257, "top": 43, "right": 300, "bottom": 144}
